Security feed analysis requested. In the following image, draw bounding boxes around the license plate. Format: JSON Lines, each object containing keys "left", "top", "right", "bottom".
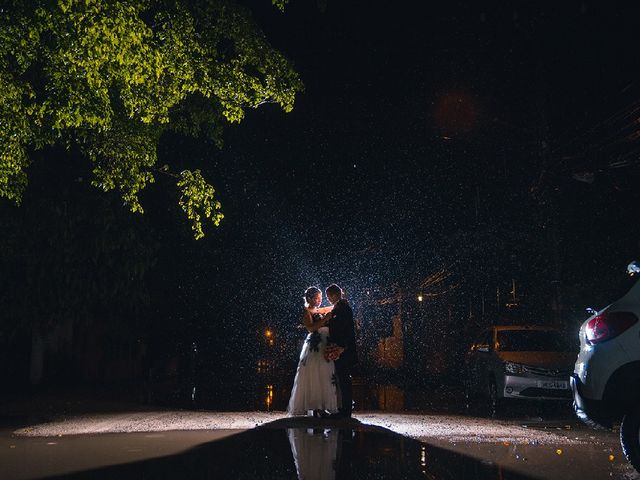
{"left": 537, "top": 380, "right": 568, "bottom": 390}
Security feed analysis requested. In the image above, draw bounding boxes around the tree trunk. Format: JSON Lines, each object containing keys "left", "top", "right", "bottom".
{"left": 29, "top": 326, "right": 44, "bottom": 386}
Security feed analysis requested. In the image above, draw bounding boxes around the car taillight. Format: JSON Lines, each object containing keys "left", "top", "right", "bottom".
{"left": 585, "top": 311, "right": 638, "bottom": 344}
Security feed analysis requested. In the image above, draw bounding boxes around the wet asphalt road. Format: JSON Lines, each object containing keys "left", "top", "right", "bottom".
{"left": 2, "top": 411, "right": 639, "bottom": 480}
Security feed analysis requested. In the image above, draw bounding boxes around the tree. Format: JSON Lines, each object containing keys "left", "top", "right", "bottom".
{"left": 0, "top": 152, "right": 162, "bottom": 385}
{"left": 0, "top": 0, "right": 303, "bottom": 238}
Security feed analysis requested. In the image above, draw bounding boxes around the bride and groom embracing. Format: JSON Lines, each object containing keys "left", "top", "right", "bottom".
{"left": 287, "top": 284, "right": 357, "bottom": 419}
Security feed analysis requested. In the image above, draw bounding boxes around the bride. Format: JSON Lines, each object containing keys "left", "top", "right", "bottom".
{"left": 287, "top": 286, "right": 338, "bottom": 417}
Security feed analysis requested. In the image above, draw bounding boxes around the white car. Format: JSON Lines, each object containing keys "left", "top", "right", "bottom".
{"left": 571, "top": 261, "right": 640, "bottom": 472}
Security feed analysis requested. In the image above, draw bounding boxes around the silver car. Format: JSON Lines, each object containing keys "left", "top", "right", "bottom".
{"left": 463, "top": 325, "right": 575, "bottom": 416}
{"left": 572, "top": 261, "right": 640, "bottom": 471}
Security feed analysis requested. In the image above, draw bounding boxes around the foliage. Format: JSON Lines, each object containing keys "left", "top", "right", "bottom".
{"left": 0, "top": 0, "right": 303, "bottom": 237}
{"left": 177, "top": 169, "right": 224, "bottom": 240}
{"left": 271, "top": 0, "right": 289, "bottom": 12}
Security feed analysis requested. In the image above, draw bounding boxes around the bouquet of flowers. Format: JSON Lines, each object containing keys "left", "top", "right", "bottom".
{"left": 324, "top": 343, "right": 343, "bottom": 362}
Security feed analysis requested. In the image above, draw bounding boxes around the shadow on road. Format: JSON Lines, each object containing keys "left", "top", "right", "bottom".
{"left": 42, "top": 418, "right": 533, "bottom": 480}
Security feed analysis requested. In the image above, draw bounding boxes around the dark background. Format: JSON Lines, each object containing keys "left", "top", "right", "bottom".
{"left": 2, "top": 1, "right": 640, "bottom": 406}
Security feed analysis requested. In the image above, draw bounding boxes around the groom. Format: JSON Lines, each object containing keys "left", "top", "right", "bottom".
{"left": 325, "top": 284, "right": 357, "bottom": 419}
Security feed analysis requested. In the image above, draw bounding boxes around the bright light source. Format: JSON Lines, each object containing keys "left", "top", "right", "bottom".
{"left": 417, "top": 295, "right": 423, "bottom": 302}
{"left": 265, "top": 384, "right": 274, "bottom": 409}
{"left": 265, "top": 329, "right": 272, "bottom": 338}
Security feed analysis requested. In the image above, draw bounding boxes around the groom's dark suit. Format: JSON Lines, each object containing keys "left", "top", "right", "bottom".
{"left": 328, "top": 298, "right": 357, "bottom": 416}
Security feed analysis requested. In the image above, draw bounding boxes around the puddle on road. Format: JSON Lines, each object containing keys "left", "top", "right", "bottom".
{"left": 438, "top": 441, "right": 638, "bottom": 480}
{"left": 10, "top": 417, "right": 638, "bottom": 480}
{"left": 46, "top": 426, "right": 532, "bottom": 480}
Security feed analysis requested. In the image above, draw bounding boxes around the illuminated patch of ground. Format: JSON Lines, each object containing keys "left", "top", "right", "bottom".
{"left": 15, "top": 411, "right": 592, "bottom": 446}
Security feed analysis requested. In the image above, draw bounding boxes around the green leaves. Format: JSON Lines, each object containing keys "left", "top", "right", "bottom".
{"left": 0, "top": 139, "right": 29, "bottom": 205}
{"left": 271, "top": 0, "right": 289, "bottom": 12}
{"left": 0, "top": 0, "right": 303, "bottom": 238}
{"left": 177, "top": 169, "right": 224, "bottom": 240}
{"left": 87, "top": 122, "right": 158, "bottom": 214}
{"left": 0, "top": 70, "right": 34, "bottom": 204}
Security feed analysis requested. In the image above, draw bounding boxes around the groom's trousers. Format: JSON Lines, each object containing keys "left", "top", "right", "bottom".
{"left": 335, "top": 360, "right": 353, "bottom": 416}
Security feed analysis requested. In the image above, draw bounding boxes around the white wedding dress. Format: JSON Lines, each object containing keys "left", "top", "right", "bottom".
{"left": 287, "top": 321, "right": 338, "bottom": 416}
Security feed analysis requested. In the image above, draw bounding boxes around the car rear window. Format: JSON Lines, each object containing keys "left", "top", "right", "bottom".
{"left": 496, "top": 330, "right": 572, "bottom": 352}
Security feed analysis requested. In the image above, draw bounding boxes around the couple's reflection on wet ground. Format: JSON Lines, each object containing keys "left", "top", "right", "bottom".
{"left": 284, "top": 424, "right": 532, "bottom": 480}
{"left": 287, "top": 428, "right": 341, "bottom": 480}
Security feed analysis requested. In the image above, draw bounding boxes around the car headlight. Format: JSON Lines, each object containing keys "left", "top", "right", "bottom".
{"left": 504, "top": 362, "right": 525, "bottom": 374}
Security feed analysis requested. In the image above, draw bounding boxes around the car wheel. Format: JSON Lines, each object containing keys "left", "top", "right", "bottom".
{"left": 621, "top": 406, "right": 640, "bottom": 472}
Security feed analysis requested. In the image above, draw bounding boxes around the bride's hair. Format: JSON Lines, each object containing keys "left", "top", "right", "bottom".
{"left": 303, "top": 286, "right": 321, "bottom": 307}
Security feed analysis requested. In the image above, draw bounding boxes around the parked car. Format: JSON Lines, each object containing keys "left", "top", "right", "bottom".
{"left": 464, "top": 325, "right": 575, "bottom": 416}
{"left": 572, "top": 261, "right": 640, "bottom": 472}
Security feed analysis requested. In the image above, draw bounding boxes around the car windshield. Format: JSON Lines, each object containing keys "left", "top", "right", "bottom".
{"left": 496, "top": 330, "right": 572, "bottom": 352}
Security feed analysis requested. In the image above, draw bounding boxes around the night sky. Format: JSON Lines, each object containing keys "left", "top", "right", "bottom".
{"left": 153, "top": 2, "right": 640, "bottom": 368}
{"left": 3, "top": 1, "right": 640, "bottom": 392}
{"left": 191, "top": 1, "right": 640, "bottom": 314}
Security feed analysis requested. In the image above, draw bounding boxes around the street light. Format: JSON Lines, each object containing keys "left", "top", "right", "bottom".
{"left": 417, "top": 294, "right": 423, "bottom": 302}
